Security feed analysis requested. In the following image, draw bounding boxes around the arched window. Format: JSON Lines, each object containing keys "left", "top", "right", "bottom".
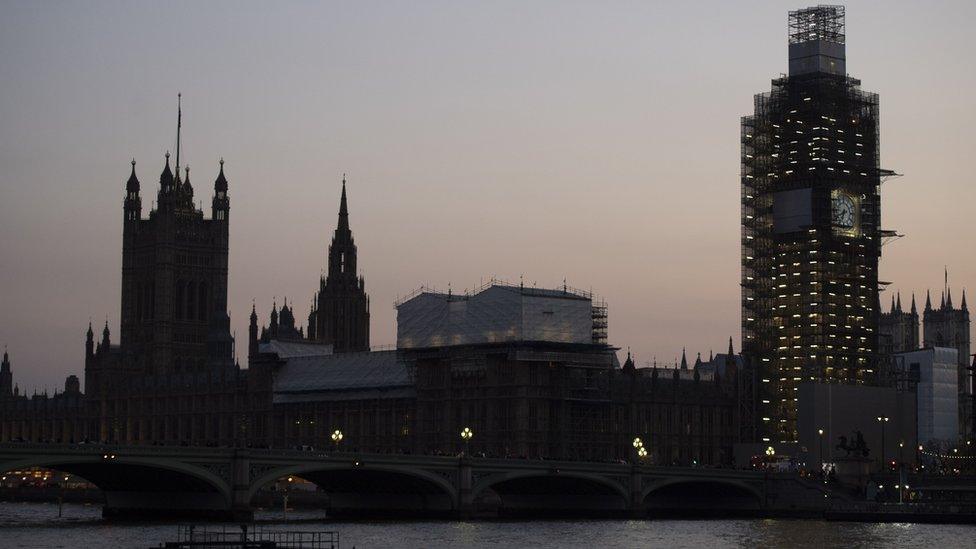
{"left": 186, "top": 281, "right": 196, "bottom": 321}
{"left": 198, "top": 282, "right": 208, "bottom": 321}
{"left": 175, "top": 280, "right": 185, "bottom": 320}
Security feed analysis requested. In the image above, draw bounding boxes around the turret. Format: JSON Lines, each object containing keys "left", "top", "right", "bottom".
{"left": 157, "top": 152, "right": 174, "bottom": 209}
{"left": 622, "top": 350, "right": 635, "bottom": 372}
{"left": 248, "top": 302, "right": 258, "bottom": 360}
{"left": 124, "top": 159, "right": 141, "bottom": 223}
{"left": 85, "top": 322, "right": 94, "bottom": 359}
{"left": 212, "top": 159, "right": 229, "bottom": 222}
{"left": 100, "top": 320, "right": 110, "bottom": 351}
{"left": 925, "top": 290, "right": 932, "bottom": 312}
{"left": 0, "top": 348, "right": 12, "bottom": 397}
{"left": 911, "top": 293, "right": 918, "bottom": 315}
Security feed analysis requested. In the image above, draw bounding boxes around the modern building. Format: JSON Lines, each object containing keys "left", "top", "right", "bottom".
{"left": 741, "top": 5, "right": 893, "bottom": 444}
{"left": 893, "top": 347, "right": 959, "bottom": 445}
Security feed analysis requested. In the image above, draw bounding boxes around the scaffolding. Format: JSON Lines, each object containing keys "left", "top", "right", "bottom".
{"left": 789, "top": 5, "right": 845, "bottom": 45}
{"left": 741, "top": 64, "right": 888, "bottom": 443}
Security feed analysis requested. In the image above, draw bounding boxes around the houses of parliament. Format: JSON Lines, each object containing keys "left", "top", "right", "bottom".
{"left": 0, "top": 115, "right": 742, "bottom": 466}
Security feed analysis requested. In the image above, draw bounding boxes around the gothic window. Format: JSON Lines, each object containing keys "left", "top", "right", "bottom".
{"left": 175, "top": 280, "right": 185, "bottom": 320}
{"left": 186, "top": 281, "right": 196, "bottom": 321}
{"left": 136, "top": 282, "right": 143, "bottom": 321}
{"left": 198, "top": 282, "right": 208, "bottom": 321}
{"left": 340, "top": 252, "right": 345, "bottom": 273}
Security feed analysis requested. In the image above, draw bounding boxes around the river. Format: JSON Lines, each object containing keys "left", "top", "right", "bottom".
{"left": 0, "top": 502, "right": 971, "bottom": 548}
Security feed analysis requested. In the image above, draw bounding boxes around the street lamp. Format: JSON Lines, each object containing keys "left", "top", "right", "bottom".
{"left": 331, "top": 429, "right": 343, "bottom": 453}
{"left": 817, "top": 428, "right": 825, "bottom": 473}
{"left": 638, "top": 446, "right": 648, "bottom": 461}
{"left": 877, "top": 416, "right": 889, "bottom": 470}
{"left": 460, "top": 427, "right": 473, "bottom": 456}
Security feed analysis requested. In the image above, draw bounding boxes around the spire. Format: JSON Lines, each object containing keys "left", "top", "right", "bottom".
{"left": 694, "top": 352, "right": 702, "bottom": 369}
{"left": 175, "top": 93, "right": 182, "bottom": 177}
{"left": 183, "top": 166, "right": 193, "bottom": 197}
{"left": 946, "top": 287, "right": 953, "bottom": 309}
{"left": 925, "top": 290, "right": 932, "bottom": 311}
{"left": 101, "top": 320, "right": 110, "bottom": 348}
{"left": 941, "top": 290, "right": 946, "bottom": 310}
{"left": 337, "top": 174, "right": 349, "bottom": 232}
{"left": 680, "top": 348, "right": 688, "bottom": 370}
{"left": 962, "top": 289, "right": 968, "bottom": 310}
{"left": 126, "top": 159, "right": 140, "bottom": 193}
{"left": 250, "top": 301, "right": 257, "bottom": 321}
{"left": 86, "top": 321, "right": 94, "bottom": 340}
{"left": 1, "top": 346, "right": 8, "bottom": 370}
{"left": 160, "top": 152, "right": 173, "bottom": 189}
{"left": 911, "top": 293, "right": 918, "bottom": 315}
{"left": 214, "top": 158, "right": 227, "bottom": 193}
{"left": 890, "top": 293, "right": 896, "bottom": 314}
{"left": 896, "top": 292, "right": 902, "bottom": 313}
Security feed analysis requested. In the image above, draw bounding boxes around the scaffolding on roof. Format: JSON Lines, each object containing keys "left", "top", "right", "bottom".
{"left": 789, "top": 5, "right": 845, "bottom": 45}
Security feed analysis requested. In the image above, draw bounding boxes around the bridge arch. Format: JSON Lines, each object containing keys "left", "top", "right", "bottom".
{"left": 0, "top": 454, "right": 233, "bottom": 511}
{"left": 642, "top": 478, "right": 762, "bottom": 512}
{"left": 247, "top": 462, "right": 458, "bottom": 513}
{"left": 471, "top": 470, "right": 629, "bottom": 515}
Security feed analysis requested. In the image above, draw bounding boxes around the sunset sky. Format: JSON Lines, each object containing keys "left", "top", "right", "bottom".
{"left": 1, "top": 0, "right": 973, "bottom": 391}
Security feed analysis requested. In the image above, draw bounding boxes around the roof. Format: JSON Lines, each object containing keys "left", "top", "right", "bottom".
{"left": 259, "top": 340, "right": 333, "bottom": 359}
{"left": 273, "top": 350, "right": 414, "bottom": 404}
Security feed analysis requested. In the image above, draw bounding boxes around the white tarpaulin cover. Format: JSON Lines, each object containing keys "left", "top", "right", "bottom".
{"left": 396, "top": 284, "right": 594, "bottom": 349}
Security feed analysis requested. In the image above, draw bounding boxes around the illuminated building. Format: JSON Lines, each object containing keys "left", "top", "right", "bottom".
{"left": 740, "top": 6, "right": 895, "bottom": 443}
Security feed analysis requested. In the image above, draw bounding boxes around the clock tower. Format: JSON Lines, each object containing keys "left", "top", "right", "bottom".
{"left": 740, "top": 6, "right": 894, "bottom": 444}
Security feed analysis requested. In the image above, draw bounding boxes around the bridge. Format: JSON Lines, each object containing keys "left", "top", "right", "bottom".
{"left": 0, "top": 444, "right": 823, "bottom": 520}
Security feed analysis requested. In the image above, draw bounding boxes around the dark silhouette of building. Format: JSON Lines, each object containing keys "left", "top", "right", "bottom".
{"left": 740, "top": 6, "right": 893, "bottom": 444}
{"left": 0, "top": 105, "right": 740, "bottom": 465}
{"left": 307, "top": 178, "right": 370, "bottom": 352}
{"left": 0, "top": 349, "right": 11, "bottom": 398}
{"left": 879, "top": 292, "right": 920, "bottom": 356}
{"left": 115, "top": 151, "right": 232, "bottom": 377}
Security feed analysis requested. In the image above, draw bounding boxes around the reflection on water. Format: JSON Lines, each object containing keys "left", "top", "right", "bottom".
{"left": 0, "top": 502, "right": 971, "bottom": 549}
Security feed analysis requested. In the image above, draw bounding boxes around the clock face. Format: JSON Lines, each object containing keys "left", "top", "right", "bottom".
{"left": 832, "top": 193, "right": 855, "bottom": 229}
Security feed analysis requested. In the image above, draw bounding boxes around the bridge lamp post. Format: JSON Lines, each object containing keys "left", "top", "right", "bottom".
{"left": 817, "top": 428, "right": 825, "bottom": 474}
{"left": 460, "top": 427, "right": 473, "bottom": 456}
{"left": 877, "top": 416, "right": 889, "bottom": 471}
{"left": 637, "top": 446, "right": 648, "bottom": 462}
{"left": 331, "top": 430, "right": 343, "bottom": 453}
{"left": 917, "top": 445, "right": 923, "bottom": 470}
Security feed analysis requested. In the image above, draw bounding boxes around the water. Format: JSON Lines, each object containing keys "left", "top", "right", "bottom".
{"left": 0, "top": 502, "right": 972, "bottom": 548}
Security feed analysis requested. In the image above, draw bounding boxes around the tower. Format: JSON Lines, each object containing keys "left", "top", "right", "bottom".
{"left": 116, "top": 98, "right": 233, "bottom": 376}
{"left": 0, "top": 348, "right": 12, "bottom": 398}
{"left": 741, "top": 6, "right": 890, "bottom": 443}
{"left": 878, "top": 292, "right": 920, "bottom": 356}
{"left": 309, "top": 177, "right": 370, "bottom": 352}
{"left": 923, "top": 278, "right": 971, "bottom": 435}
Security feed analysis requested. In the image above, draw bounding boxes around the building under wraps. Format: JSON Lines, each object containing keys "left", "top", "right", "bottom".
{"left": 395, "top": 281, "right": 606, "bottom": 349}
{"left": 741, "top": 5, "right": 896, "bottom": 444}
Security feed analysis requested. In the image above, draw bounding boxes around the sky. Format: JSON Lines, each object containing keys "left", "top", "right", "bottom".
{"left": 1, "top": 1, "right": 974, "bottom": 392}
